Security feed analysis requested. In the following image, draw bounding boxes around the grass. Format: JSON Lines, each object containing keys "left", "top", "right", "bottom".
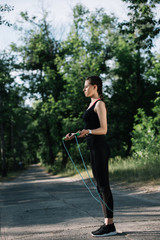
{"left": 1, "top": 153, "right": 159, "bottom": 187}
{"left": 0, "top": 164, "right": 29, "bottom": 182}
{"left": 109, "top": 155, "right": 160, "bottom": 183}
{"left": 0, "top": 169, "right": 24, "bottom": 182}
{"left": 45, "top": 153, "right": 160, "bottom": 186}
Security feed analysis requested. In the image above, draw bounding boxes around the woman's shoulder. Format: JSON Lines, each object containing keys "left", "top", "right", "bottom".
{"left": 96, "top": 100, "right": 106, "bottom": 107}
{"left": 94, "top": 100, "right": 107, "bottom": 111}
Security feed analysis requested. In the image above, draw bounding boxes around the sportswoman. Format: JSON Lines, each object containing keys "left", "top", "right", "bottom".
{"left": 64, "top": 76, "right": 117, "bottom": 237}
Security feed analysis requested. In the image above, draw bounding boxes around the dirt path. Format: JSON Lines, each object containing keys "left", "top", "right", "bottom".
{"left": 0, "top": 164, "right": 160, "bottom": 240}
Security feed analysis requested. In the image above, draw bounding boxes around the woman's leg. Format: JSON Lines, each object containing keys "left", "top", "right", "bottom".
{"left": 97, "top": 185, "right": 114, "bottom": 223}
{"left": 90, "top": 143, "right": 117, "bottom": 236}
{"left": 90, "top": 144, "right": 114, "bottom": 224}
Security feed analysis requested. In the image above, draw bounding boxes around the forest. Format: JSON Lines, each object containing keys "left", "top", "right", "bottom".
{"left": 0, "top": 0, "right": 160, "bottom": 181}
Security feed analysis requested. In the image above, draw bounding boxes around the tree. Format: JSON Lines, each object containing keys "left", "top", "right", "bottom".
{"left": 121, "top": 0, "right": 160, "bottom": 51}
{"left": 11, "top": 11, "right": 63, "bottom": 165}
{"left": 0, "top": 84, "right": 7, "bottom": 176}
{"left": 106, "top": 0, "right": 160, "bottom": 156}
{"left": 56, "top": 4, "right": 116, "bottom": 166}
{"left": 131, "top": 92, "right": 160, "bottom": 176}
{"left": 0, "top": 53, "right": 21, "bottom": 176}
{"left": 0, "top": 52, "right": 37, "bottom": 176}
{"left": 0, "top": 4, "right": 14, "bottom": 176}
{"left": 0, "top": 4, "right": 14, "bottom": 26}
{"left": 120, "top": 0, "right": 160, "bottom": 105}
{"left": 0, "top": 54, "right": 13, "bottom": 176}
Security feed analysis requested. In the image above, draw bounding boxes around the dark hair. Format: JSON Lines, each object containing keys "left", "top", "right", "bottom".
{"left": 86, "top": 76, "right": 104, "bottom": 101}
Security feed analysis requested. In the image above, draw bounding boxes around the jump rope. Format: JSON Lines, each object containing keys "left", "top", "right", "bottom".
{"left": 62, "top": 132, "right": 113, "bottom": 213}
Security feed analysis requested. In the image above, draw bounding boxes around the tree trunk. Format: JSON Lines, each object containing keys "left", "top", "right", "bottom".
{"left": 45, "top": 117, "right": 55, "bottom": 165}
{"left": 40, "top": 70, "right": 55, "bottom": 165}
{"left": 0, "top": 93, "right": 7, "bottom": 177}
{"left": 10, "top": 118, "right": 17, "bottom": 170}
{"left": 136, "top": 46, "right": 141, "bottom": 102}
{"left": 126, "top": 47, "right": 142, "bottom": 156}
{"left": 61, "top": 146, "right": 68, "bottom": 168}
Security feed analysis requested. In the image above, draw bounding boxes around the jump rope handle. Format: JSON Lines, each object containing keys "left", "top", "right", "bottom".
{"left": 62, "top": 132, "right": 80, "bottom": 140}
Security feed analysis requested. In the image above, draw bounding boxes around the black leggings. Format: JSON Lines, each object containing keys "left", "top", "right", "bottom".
{"left": 89, "top": 141, "right": 113, "bottom": 218}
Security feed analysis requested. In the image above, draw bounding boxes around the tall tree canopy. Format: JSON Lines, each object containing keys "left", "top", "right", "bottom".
{"left": 106, "top": 0, "right": 160, "bottom": 156}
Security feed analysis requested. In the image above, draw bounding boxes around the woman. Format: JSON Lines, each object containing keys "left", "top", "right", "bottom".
{"left": 64, "top": 76, "right": 117, "bottom": 237}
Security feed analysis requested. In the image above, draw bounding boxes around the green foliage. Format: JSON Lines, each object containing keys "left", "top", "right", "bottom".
{"left": 0, "top": 4, "right": 14, "bottom": 26}
{"left": 146, "top": 54, "right": 160, "bottom": 87}
{"left": 56, "top": 5, "right": 115, "bottom": 131}
{"left": 131, "top": 92, "right": 160, "bottom": 173}
{"left": 0, "top": 53, "right": 38, "bottom": 177}
{"left": 1, "top": 2, "right": 160, "bottom": 178}
{"left": 11, "top": 11, "right": 64, "bottom": 165}
{"left": 121, "top": 0, "right": 160, "bottom": 51}
{"left": 106, "top": 0, "right": 160, "bottom": 156}
{"left": 132, "top": 108, "right": 155, "bottom": 154}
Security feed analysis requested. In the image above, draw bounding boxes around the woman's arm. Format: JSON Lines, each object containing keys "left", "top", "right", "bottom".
{"left": 79, "top": 101, "right": 107, "bottom": 138}
{"left": 92, "top": 100, "right": 107, "bottom": 134}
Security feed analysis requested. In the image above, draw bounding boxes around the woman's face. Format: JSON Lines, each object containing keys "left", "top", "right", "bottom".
{"left": 83, "top": 80, "right": 96, "bottom": 97}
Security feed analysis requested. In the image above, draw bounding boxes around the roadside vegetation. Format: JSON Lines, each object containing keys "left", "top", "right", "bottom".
{"left": 44, "top": 152, "right": 160, "bottom": 184}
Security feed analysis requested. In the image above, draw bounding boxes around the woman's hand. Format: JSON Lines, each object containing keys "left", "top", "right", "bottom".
{"left": 64, "top": 129, "right": 88, "bottom": 141}
{"left": 64, "top": 133, "right": 76, "bottom": 141}
{"left": 78, "top": 129, "right": 89, "bottom": 138}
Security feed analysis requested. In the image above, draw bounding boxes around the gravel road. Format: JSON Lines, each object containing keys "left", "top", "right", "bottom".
{"left": 0, "top": 164, "right": 160, "bottom": 240}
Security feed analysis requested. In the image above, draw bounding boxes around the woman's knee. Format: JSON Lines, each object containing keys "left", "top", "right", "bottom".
{"left": 97, "top": 185, "right": 111, "bottom": 196}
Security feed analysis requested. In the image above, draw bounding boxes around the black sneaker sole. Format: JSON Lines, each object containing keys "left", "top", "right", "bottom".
{"left": 91, "top": 231, "right": 117, "bottom": 237}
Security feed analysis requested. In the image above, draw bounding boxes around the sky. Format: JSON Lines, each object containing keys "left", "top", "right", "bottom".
{"left": 0, "top": 0, "right": 160, "bottom": 51}
{"left": 0, "top": 0, "right": 129, "bottom": 51}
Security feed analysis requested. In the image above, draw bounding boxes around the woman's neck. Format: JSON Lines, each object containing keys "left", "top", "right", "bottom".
{"left": 91, "top": 96, "right": 100, "bottom": 103}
